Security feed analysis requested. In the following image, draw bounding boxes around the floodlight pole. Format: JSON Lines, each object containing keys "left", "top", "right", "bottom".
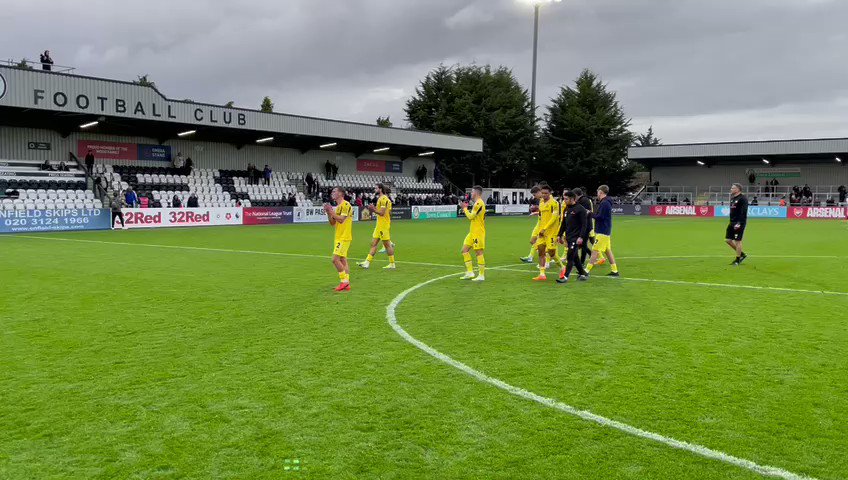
{"left": 530, "top": 4, "right": 540, "bottom": 122}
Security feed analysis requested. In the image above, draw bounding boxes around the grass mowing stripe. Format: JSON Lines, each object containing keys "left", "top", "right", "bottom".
{"left": 490, "top": 266, "right": 848, "bottom": 297}
{"left": 386, "top": 272, "right": 819, "bottom": 480}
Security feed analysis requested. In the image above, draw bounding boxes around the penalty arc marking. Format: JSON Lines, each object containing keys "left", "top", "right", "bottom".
{"left": 386, "top": 272, "right": 818, "bottom": 480}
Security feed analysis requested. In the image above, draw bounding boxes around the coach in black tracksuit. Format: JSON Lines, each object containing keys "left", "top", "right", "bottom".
{"left": 726, "top": 183, "right": 749, "bottom": 265}
{"left": 573, "top": 188, "right": 595, "bottom": 266}
{"left": 556, "top": 190, "right": 589, "bottom": 283}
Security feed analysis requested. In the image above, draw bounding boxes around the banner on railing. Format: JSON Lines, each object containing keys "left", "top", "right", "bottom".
{"left": 243, "top": 207, "right": 294, "bottom": 225}
{"left": 650, "top": 205, "right": 714, "bottom": 217}
{"left": 787, "top": 206, "right": 847, "bottom": 220}
{"left": 120, "top": 207, "right": 243, "bottom": 229}
{"left": 0, "top": 208, "right": 111, "bottom": 233}
{"left": 412, "top": 205, "right": 458, "bottom": 220}
{"left": 495, "top": 204, "right": 530, "bottom": 216}
{"left": 293, "top": 206, "right": 360, "bottom": 224}
{"left": 611, "top": 204, "right": 648, "bottom": 216}
{"left": 714, "top": 206, "right": 787, "bottom": 218}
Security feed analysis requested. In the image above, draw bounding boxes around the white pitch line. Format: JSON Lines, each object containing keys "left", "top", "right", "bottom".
{"left": 386, "top": 273, "right": 818, "bottom": 480}
{"left": 491, "top": 265, "right": 848, "bottom": 297}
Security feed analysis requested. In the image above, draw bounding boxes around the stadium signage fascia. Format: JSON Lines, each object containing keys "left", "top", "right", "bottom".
{"left": 31, "top": 89, "right": 247, "bottom": 127}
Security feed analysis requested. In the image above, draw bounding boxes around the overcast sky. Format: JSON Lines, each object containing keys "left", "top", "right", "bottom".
{"left": 2, "top": 0, "right": 847, "bottom": 143}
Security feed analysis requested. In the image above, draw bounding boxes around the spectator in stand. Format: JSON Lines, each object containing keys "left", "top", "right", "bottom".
{"left": 826, "top": 197, "right": 836, "bottom": 206}
{"left": 40, "top": 160, "right": 52, "bottom": 171}
{"left": 263, "top": 165, "right": 272, "bottom": 185}
{"left": 779, "top": 197, "right": 786, "bottom": 206}
{"left": 331, "top": 163, "right": 338, "bottom": 180}
{"left": 173, "top": 152, "right": 184, "bottom": 171}
{"left": 325, "top": 160, "right": 332, "bottom": 179}
{"left": 306, "top": 172, "right": 315, "bottom": 195}
{"left": 110, "top": 193, "right": 126, "bottom": 228}
{"left": 172, "top": 194, "right": 182, "bottom": 208}
{"left": 57, "top": 161, "right": 69, "bottom": 172}
{"left": 125, "top": 186, "right": 139, "bottom": 207}
{"left": 751, "top": 196, "right": 759, "bottom": 206}
{"left": 187, "top": 193, "right": 199, "bottom": 208}
{"left": 486, "top": 195, "right": 495, "bottom": 205}
{"left": 838, "top": 185, "right": 847, "bottom": 204}
{"left": 801, "top": 195, "right": 812, "bottom": 206}
{"left": 84, "top": 149, "right": 95, "bottom": 175}
{"left": 803, "top": 184, "right": 812, "bottom": 199}
{"left": 184, "top": 157, "right": 193, "bottom": 175}
{"left": 40, "top": 50, "right": 53, "bottom": 71}
{"left": 355, "top": 194, "right": 364, "bottom": 209}
{"left": 287, "top": 194, "right": 297, "bottom": 206}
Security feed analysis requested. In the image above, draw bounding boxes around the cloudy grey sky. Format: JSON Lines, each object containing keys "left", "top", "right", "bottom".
{"left": 2, "top": 0, "right": 846, "bottom": 143}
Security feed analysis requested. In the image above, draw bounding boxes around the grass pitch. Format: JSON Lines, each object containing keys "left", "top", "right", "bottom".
{"left": 1, "top": 216, "right": 846, "bottom": 479}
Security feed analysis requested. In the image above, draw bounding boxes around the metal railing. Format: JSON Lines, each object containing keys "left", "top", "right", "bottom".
{"left": 1, "top": 59, "right": 76, "bottom": 74}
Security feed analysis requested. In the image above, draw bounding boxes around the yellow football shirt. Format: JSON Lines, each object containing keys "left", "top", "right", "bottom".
{"left": 465, "top": 198, "right": 486, "bottom": 237}
{"left": 334, "top": 200, "right": 353, "bottom": 242}
{"left": 538, "top": 197, "right": 560, "bottom": 236}
{"left": 375, "top": 195, "right": 392, "bottom": 229}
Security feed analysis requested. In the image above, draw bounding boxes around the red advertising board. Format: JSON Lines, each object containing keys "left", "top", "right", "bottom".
{"left": 357, "top": 159, "right": 384, "bottom": 172}
{"left": 787, "top": 206, "right": 847, "bottom": 220}
{"left": 650, "top": 205, "right": 714, "bottom": 217}
{"left": 78, "top": 140, "right": 136, "bottom": 160}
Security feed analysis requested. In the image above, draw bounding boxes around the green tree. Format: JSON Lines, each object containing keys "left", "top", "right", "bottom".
{"left": 540, "top": 69, "right": 635, "bottom": 194}
{"left": 133, "top": 74, "right": 156, "bottom": 88}
{"left": 260, "top": 96, "right": 274, "bottom": 113}
{"left": 633, "top": 125, "right": 661, "bottom": 147}
{"left": 376, "top": 116, "right": 393, "bottom": 128}
{"left": 405, "top": 64, "right": 536, "bottom": 187}
{"left": 14, "top": 58, "right": 33, "bottom": 70}
{"left": 224, "top": 101, "right": 235, "bottom": 108}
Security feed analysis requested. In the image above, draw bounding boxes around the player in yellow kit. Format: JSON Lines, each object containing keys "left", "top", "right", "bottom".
{"left": 460, "top": 185, "right": 487, "bottom": 282}
{"left": 357, "top": 183, "right": 397, "bottom": 270}
{"left": 533, "top": 184, "right": 564, "bottom": 281}
{"left": 323, "top": 187, "right": 353, "bottom": 292}
{"left": 519, "top": 185, "right": 543, "bottom": 263}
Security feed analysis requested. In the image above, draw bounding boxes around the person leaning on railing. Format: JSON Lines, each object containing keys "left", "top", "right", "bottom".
{"left": 40, "top": 50, "right": 53, "bottom": 71}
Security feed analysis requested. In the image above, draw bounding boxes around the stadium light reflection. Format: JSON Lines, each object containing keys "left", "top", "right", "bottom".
{"left": 418, "top": 151, "right": 435, "bottom": 157}
{"left": 836, "top": 157, "right": 842, "bottom": 163}
{"left": 320, "top": 142, "right": 337, "bottom": 149}
{"left": 79, "top": 121, "right": 99, "bottom": 129}
{"left": 177, "top": 130, "right": 196, "bottom": 137}
{"left": 374, "top": 147, "right": 390, "bottom": 153}
{"left": 256, "top": 137, "right": 274, "bottom": 143}
{"left": 762, "top": 158, "right": 770, "bottom": 164}
{"left": 697, "top": 160, "right": 705, "bottom": 166}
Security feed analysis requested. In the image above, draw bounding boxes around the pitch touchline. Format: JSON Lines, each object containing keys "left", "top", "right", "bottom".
{"left": 386, "top": 273, "right": 817, "bottom": 480}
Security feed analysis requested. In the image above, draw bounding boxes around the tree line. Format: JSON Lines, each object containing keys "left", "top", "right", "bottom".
{"left": 401, "top": 64, "right": 660, "bottom": 193}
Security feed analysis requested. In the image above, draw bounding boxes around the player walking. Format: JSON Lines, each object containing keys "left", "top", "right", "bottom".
{"left": 357, "top": 183, "right": 397, "bottom": 270}
{"left": 533, "top": 184, "right": 564, "bottom": 281}
{"left": 324, "top": 187, "right": 353, "bottom": 291}
{"left": 726, "top": 183, "right": 749, "bottom": 265}
{"left": 585, "top": 185, "right": 620, "bottom": 277}
{"left": 519, "top": 185, "right": 543, "bottom": 263}
{"left": 460, "top": 185, "right": 487, "bottom": 282}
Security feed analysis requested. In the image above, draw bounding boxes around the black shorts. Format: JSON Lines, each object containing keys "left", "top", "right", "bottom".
{"left": 725, "top": 223, "right": 745, "bottom": 241}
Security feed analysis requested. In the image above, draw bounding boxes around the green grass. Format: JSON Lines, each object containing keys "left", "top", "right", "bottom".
{"left": 1, "top": 216, "right": 846, "bottom": 479}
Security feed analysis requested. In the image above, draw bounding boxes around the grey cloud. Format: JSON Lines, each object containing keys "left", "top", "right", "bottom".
{"left": 2, "top": 0, "right": 847, "bottom": 142}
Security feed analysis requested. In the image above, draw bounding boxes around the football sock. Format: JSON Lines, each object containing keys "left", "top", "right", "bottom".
{"left": 539, "top": 266, "right": 546, "bottom": 277}
{"left": 477, "top": 255, "right": 486, "bottom": 276}
{"left": 339, "top": 272, "right": 347, "bottom": 282}
{"left": 586, "top": 262, "right": 595, "bottom": 272}
{"left": 388, "top": 255, "right": 395, "bottom": 264}
{"left": 611, "top": 263, "right": 619, "bottom": 273}
{"left": 528, "top": 246, "right": 536, "bottom": 258}
{"left": 463, "top": 252, "right": 474, "bottom": 273}
{"left": 366, "top": 254, "right": 374, "bottom": 262}
{"left": 551, "top": 252, "right": 564, "bottom": 269}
